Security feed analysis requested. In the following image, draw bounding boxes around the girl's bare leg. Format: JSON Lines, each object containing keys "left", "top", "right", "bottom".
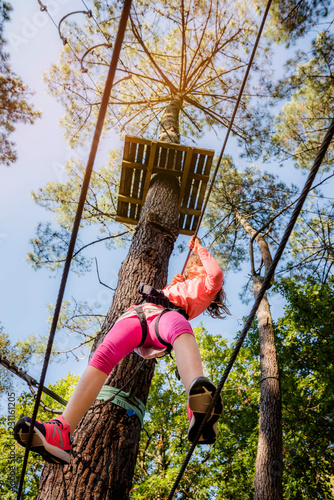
{"left": 173, "top": 333, "right": 204, "bottom": 392}
{"left": 62, "top": 365, "right": 108, "bottom": 431}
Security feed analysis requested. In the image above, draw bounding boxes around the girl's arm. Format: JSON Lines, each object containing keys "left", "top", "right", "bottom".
{"left": 192, "top": 238, "right": 223, "bottom": 293}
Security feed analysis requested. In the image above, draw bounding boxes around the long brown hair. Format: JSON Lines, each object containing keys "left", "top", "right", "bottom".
{"left": 184, "top": 255, "right": 230, "bottom": 319}
{"left": 206, "top": 285, "right": 230, "bottom": 319}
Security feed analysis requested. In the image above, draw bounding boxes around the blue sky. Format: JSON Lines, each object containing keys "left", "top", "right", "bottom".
{"left": 1, "top": 1, "right": 320, "bottom": 393}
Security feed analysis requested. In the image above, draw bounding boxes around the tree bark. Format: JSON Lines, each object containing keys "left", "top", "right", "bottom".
{"left": 37, "top": 171, "right": 180, "bottom": 500}
{"left": 253, "top": 279, "right": 283, "bottom": 500}
{"left": 158, "top": 96, "right": 182, "bottom": 143}
{"left": 235, "top": 210, "right": 283, "bottom": 500}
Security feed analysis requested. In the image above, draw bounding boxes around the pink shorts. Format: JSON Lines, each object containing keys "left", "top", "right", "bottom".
{"left": 89, "top": 310, "right": 194, "bottom": 375}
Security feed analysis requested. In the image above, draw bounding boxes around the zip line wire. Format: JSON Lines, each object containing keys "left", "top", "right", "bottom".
{"left": 16, "top": 1, "right": 132, "bottom": 497}
{"left": 167, "top": 116, "right": 334, "bottom": 500}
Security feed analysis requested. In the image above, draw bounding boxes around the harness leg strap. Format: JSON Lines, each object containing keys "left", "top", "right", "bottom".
{"left": 133, "top": 306, "right": 148, "bottom": 347}
{"left": 154, "top": 309, "right": 174, "bottom": 355}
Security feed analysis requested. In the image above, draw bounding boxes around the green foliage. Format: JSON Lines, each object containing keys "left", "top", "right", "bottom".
{"left": 45, "top": 299, "right": 105, "bottom": 361}
{"left": 248, "top": 277, "right": 334, "bottom": 498}
{"left": 0, "top": 2, "right": 41, "bottom": 166}
{"left": 270, "top": 32, "right": 334, "bottom": 170}
{"left": 204, "top": 160, "right": 297, "bottom": 275}
{"left": 256, "top": 0, "right": 332, "bottom": 46}
{"left": 27, "top": 157, "right": 131, "bottom": 274}
{"left": 43, "top": 0, "right": 268, "bottom": 146}
{"left": 285, "top": 197, "right": 334, "bottom": 282}
{"left": 0, "top": 325, "right": 50, "bottom": 395}
{"left": 0, "top": 373, "right": 79, "bottom": 499}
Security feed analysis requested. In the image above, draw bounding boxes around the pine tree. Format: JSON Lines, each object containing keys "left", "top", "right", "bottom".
{"left": 0, "top": 2, "right": 41, "bottom": 166}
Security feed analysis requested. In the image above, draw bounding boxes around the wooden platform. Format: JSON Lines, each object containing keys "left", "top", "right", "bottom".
{"left": 115, "top": 136, "right": 215, "bottom": 235}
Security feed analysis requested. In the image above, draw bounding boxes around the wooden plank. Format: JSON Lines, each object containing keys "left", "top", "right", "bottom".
{"left": 143, "top": 142, "right": 150, "bottom": 166}
{"left": 179, "top": 227, "right": 195, "bottom": 236}
{"left": 195, "top": 153, "right": 205, "bottom": 175}
{"left": 156, "top": 140, "right": 188, "bottom": 152}
{"left": 115, "top": 215, "right": 138, "bottom": 226}
{"left": 203, "top": 152, "right": 213, "bottom": 175}
{"left": 195, "top": 154, "right": 214, "bottom": 217}
{"left": 130, "top": 143, "right": 144, "bottom": 219}
{"left": 184, "top": 152, "right": 200, "bottom": 232}
{"left": 141, "top": 141, "right": 157, "bottom": 203}
{"left": 152, "top": 166, "right": 182, "bottom": 177}
{"left": 192, "top": 214, "right": 200, "bottom": 231}
{"left": 122, "top": 168, "right": 133, "bottom": 196}
{"left": 188, "top": 172, "right": 209, "bottom": 181}
{"left": 118, "top": 194, "right": 143, "bottom": 205}
{"left": 125, "top": 135, "right": 213, "bottom": 156}
{"left": 120, "top": 141, "right": 136, "bottom": 219}
{"left": 136, "top": 142, "right": 145, "bottom": 164}
{"left": 121, "top": 160, "right": 147, "bottom": 170}
{"left": 125, "top": 135, "right": 151, "bottom": 146}
{"left": 178, "top": 148, "right": 193, "bottom": 213}
{"left": 117, "top": 200, "right": 128, "bottom": 218}
{"left": 179, "top": 211, "right": 185, "bottom": 231}
{"left": 193, "top": 147, "right": 215, "bottom": 157}
{"left": 184, "top": 213, "right": 193, "bottom": 231}
{"left": 138, "top": 143, "right": 151, "bottom": 203}
{"left": 175, "top": 149, "right": 184, "bottom": 172}
{"left": 158, "top": 146, "right": 167, "bottom": 169}
{"left": 135, "top": 203, "right": 142, "bottom": 220}
{"left": 180, "top": 207, "right": 201, "bottom": 216}
{"left": 193, "top": 154, "right": 207, "bottom": 214}
{"left": 122, "top": 142, "right": 136, "bottom": 202}
{"left": 188, "top": 154, "right": 200, "bottom": 211}
{"left": 119, "top": 144, "right": 130, "bottom": 195}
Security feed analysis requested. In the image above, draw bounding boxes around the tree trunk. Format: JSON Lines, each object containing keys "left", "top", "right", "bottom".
{"left": 234, "top": 210, "right": 283, "bottom": 499}
{"left": 253, "top": 279, "right": 283, "bottom": 500}
{"left": 37, "top": 171, "right": 180, "bottom": 499}
{"left": 158, "top": 96, "right": 182, "bottom": 143}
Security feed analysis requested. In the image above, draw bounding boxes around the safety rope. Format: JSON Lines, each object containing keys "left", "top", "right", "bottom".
{"left": 16, "top": 1, "right": 132, "bottom": 497}
{"left": 167, "top": 117, "right": 334, "bottom": 499}
{"left": 181, "top": 0, "right": 274, "bottom": 275}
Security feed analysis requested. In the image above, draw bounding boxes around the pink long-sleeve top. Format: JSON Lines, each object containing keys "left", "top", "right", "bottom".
{"left": 163, "top": 247, "right": 224, "bottom": 320}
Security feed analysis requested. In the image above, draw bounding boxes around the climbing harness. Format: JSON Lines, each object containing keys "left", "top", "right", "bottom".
{"left": 137, "top": 283, "right": 189, "bottom": 318}
{"left": 132, "top": 283, "right": 189, "bottom": 356}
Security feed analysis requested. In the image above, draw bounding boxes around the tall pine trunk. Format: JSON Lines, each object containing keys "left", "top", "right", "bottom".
{"left": 235, "top": 211, "right": 283, "bottom": 500}
{"left": 37, "top": 100, "right": 182, "bottom": 499}
{"left": 253, "top": 279, "right": 283, "bottom": 500}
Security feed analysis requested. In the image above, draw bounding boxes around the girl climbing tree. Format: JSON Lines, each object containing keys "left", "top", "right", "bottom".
{"left": 15, "top": 237, "right": 227, "bottom": 465}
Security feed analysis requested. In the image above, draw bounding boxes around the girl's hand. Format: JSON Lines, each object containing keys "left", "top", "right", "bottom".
{"left": 169, "top": 273, "right": 184, "bottom": 286}
{"left": 188, "top": 236, "right": 202, "bottom": 254}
